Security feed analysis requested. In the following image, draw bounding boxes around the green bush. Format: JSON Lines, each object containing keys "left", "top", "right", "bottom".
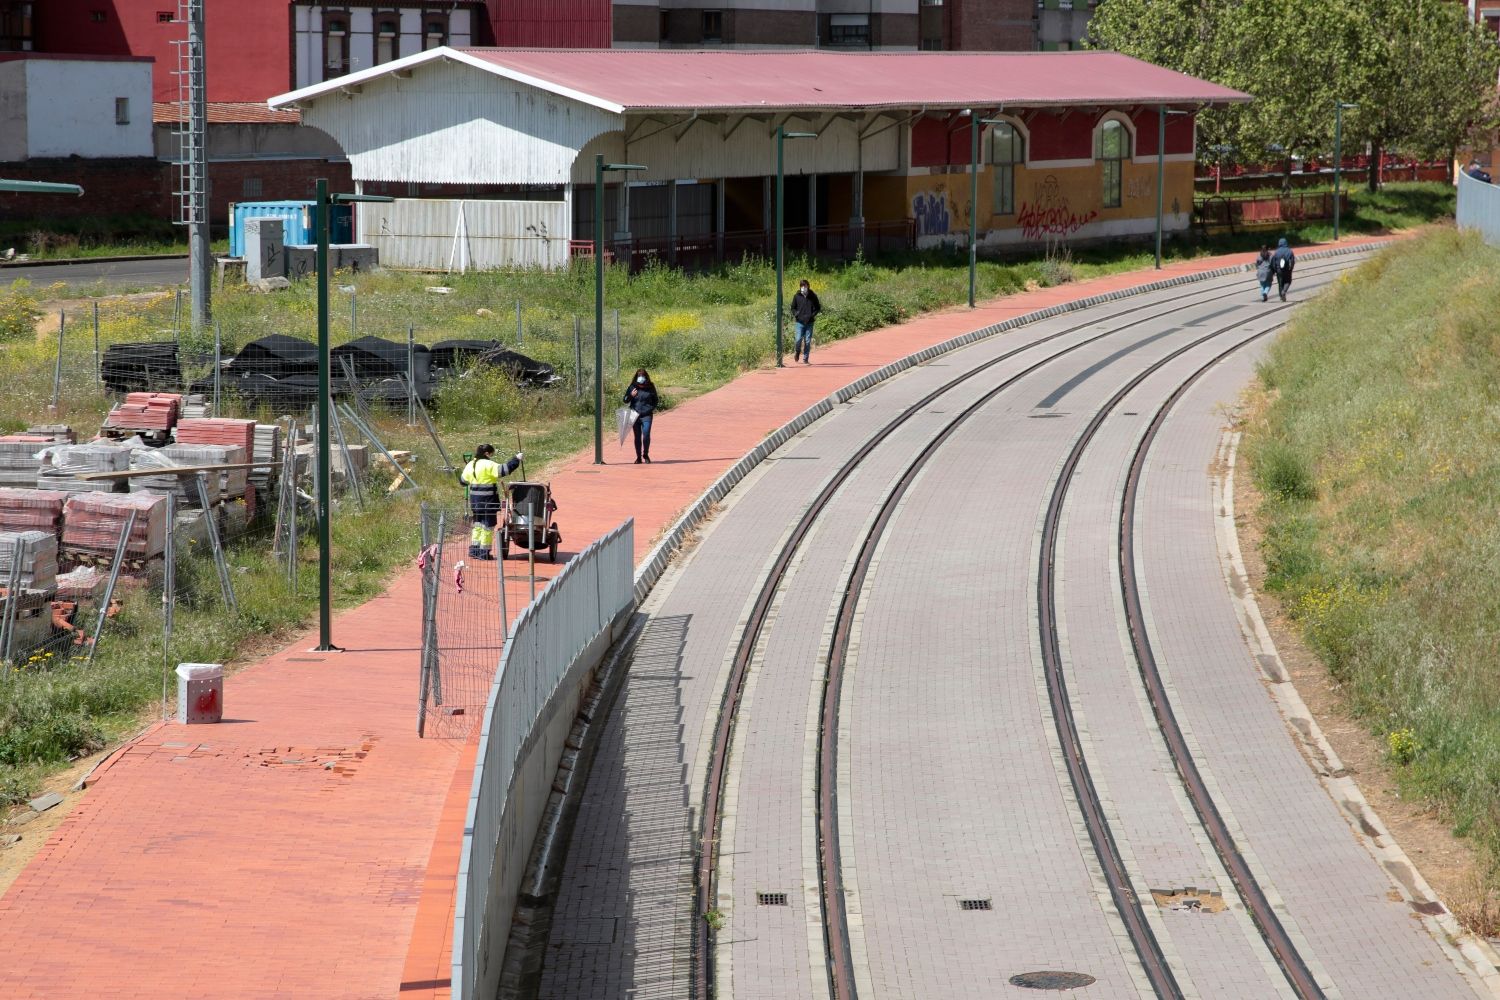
{"left": 0, "top": 279, "right": 40, "bottom": 341}
{"left": 1253, "top": 439, "right": 1317, "bottom": 500}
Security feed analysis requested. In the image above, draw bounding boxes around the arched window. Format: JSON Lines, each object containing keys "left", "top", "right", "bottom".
{"left": 990, "top": 122, "right": 1024, "bottom": 216}
{"left": 1097, "top": 119, "right": 1130, "bottom": 208}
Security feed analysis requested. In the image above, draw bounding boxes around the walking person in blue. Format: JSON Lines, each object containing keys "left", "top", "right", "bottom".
{"left": 790, "top": 278, "right": 822, "bottom": 364}
{"left": 1255, "top": 245, "right": 1274, "bottom": 302}
{"left": 1271, "top": 237, "right": 1296, "bottom": 301}
{"left": 623, "top": 368, "right": 658, "bottom": 464}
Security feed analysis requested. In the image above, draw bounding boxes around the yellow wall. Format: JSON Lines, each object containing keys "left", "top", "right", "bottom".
{"left": 899, "top": 160, "right": 1195, "bottom": 240}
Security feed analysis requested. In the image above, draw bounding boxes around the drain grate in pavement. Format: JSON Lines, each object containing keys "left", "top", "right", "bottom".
{"left": 1009, "top": 971, "right": 1096, "bottom": 990}
{"left": 958, "top": 898, "right": 992, "bottom": 911}
{"left": 757, "top": 892, "right": 788, "bottom": 906}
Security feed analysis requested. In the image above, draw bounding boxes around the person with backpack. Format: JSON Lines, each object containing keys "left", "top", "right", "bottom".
{"left": 1271, "top": 238, "right": 1296, "bottom": 301}
{"left": 1255, "top": 245, "right": 1274, "bottom": 302}
{"left": 459, "top": 443, "right": 523, "bottom": 559}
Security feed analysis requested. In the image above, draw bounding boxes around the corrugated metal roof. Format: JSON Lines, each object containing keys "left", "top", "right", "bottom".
{"left": 270, "top": 47, "right": 1248, "bottom": 115}
{"left": 154, "top": 102, "right": 302, "bottom": 125}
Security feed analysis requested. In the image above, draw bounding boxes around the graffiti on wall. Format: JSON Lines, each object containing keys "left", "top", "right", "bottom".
{"left": 912, "top": 186, "right": 954, "bottom": 237}
{"left": 1016, "top": 175, "right": 1098, "bottom": 240}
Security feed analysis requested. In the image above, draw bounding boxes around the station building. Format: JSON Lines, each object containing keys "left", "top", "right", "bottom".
{"left": 269, "top": 48, "right": 1248, "bottom": 269}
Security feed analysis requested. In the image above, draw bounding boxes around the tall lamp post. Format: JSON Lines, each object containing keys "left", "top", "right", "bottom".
{"left": 1333, "top": 101, "right": 1358, "bottom": 242}
{"left": 1155, "top": 105, "right": 1192, "bottom": 270}
{"left": 312, "top": 180, "right": 393, "bottom": 651}
{"left": 968, "top": 112, "right": 1005, "bottom": 309}
{"left": 595, "top": 155, "right": 645, "bottom": 464}
{"left": 775, "top": 125, "right": 817, "bottom": 367}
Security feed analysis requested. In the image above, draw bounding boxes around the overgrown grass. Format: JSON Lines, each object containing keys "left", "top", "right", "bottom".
{"left": 1247, "top": 227, "right": 1500, "bottom": 891}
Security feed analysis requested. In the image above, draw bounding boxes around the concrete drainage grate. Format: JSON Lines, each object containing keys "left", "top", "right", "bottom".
{"left": 756, "top": 892, "right": 788, "bottom": 906}
{"left": 958, "top": 898, "right": 992, "bottom": 911}
{"left": 1009, "top": 971, "right": 1096, "bottom": 990}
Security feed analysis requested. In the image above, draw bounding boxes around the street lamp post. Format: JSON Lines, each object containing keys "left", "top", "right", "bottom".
{"left": 1333, "top": 101, "right": 1358, "bottom": 242}
{"left": 312, "top": 181, "right": 393, "bottom": 651}
{"left": 775, "top": 126, "right": 817, "bottom": 367}
{"left": 595, "top": 156, "right": 645, "bottom": 464}
{"left": 968, "top": 113, "right": 1005, "bottom": 309}
{"left": 1155, "top": 105, "right": 1191, "bottom": 270}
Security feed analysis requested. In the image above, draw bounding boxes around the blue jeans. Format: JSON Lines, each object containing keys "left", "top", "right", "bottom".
{"left": 632, "top": 413, "right": 653, "bottom": 458}
{"left": 794, "top": 320, "right": 814, "bottom": 359}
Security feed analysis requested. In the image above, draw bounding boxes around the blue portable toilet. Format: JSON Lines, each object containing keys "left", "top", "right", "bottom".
{"left": 229, "top": 200, "right": 352, "bottom": 257}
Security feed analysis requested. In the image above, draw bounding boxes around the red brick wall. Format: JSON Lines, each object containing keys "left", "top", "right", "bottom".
{"left": 0, "top": 157, "right": 351, "bottom": 229}
{"left": 951, "top": 0, "right": 1034, "bottom": 50}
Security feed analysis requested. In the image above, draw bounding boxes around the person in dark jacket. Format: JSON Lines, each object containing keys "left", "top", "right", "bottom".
{"left": 1467, "top": 160, "right": 1493, "bottom": 184}
{"left": 623, "top": 368, "right": 658, "bottom": 463}
{"left": 1255, "top": 245, "right": 1274, "bottom": 302}
{"left": 1270, "top": 238, "right": 1296, "bottom": 301}
{"left": 790, "top": 279, "right": 822, "bottom": 364}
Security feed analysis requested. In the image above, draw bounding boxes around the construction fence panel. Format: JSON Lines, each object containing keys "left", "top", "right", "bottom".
{"left": 1457, "top": 169, "right": 1500, "bottom": 248}
{"left": 357, "top": 198, "right": 570, "bottom": 271}
{"left": 453, "top": 518, "right": 634, "bottom": 1000}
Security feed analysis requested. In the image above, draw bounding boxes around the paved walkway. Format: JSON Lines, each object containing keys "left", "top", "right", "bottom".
{"left": 0, "top": 239, "right": 1390, "bottom": 999}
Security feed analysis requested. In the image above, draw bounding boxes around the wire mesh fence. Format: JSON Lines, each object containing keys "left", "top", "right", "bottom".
{"left": 417, "top": 498, "right": 552, "bottom": 740}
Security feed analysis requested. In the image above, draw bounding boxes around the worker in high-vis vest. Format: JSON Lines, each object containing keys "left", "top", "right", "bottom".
{"left": 460, "top": 443, "right": 523, "bottom": 559}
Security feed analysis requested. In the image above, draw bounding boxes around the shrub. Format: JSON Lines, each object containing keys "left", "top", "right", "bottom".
{"left": 1388, "top": 727, "right": 1418, "bottom": 766}
{"left": 1254, "top": 439, "right": 1317, "bottom": 501}
{"left": 0, "top": 279, "right": 40, "bottom": 341}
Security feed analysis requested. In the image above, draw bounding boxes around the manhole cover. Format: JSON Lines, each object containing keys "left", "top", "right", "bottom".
{"left": 1009, "top": 971, "right": 1096, "bottom": 990}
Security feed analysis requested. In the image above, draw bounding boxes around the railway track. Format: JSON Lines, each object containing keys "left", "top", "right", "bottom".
{"left": 694, "top": 255, "right": 1362, "bottom": 998}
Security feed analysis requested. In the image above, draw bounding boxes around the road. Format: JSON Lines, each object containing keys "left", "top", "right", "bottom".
{"left": 532, "top": 250, "right": 1494, "bottom": 999}
{"left": 1, "top": 256, "right": 187, "bottom": 290}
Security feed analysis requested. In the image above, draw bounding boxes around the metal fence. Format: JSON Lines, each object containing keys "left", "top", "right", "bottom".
{"left": 1456, "top": 170, "right": 1500, "bottom": 247}
{"left": 453, "top": 517, "right": 634, "bottom": 1000}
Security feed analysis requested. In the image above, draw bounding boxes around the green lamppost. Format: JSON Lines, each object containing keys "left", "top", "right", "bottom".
{"left": 1155, "top": 105, "right": 1191, "bottom": 269}
{"left": 1333, "top": 101, "right": 1358, "bottom": 241}
{"left": 775, "top": 125, "right": 817, "bottom": 367}
{"left": 968, "top": 112, "right": 1005, "bottom": 309}
{"left": 312, "top": 180, "right": 392, "bottom": 651}
{"left": 595, "top": 155, "right": 645, "bottom": 464}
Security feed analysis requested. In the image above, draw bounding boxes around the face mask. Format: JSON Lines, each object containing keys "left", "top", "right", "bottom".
{"left": 800, "top": 286, "right": 808, "bottom": 292}
{"left": 636, "top": 376, "right": 646, "bottom": 384}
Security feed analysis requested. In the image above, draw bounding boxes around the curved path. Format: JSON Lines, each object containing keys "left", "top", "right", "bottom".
{"left": 538, "top": 252, "right": 1493, "bottom": 999}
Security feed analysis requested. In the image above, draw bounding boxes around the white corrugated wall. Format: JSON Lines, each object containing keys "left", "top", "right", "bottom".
{"left": 357, "top": 198, "right": 570, "bottom": 270}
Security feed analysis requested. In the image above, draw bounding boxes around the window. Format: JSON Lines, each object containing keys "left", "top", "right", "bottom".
{"left": 90, "top": 10, "right": 106, "bottom": 22}
{"left": 0, "top": 1, "right": 35, "bottom": 52}
{"left": 324, "top": 15, "right": 348, "bottom": 77}
{"left": 156, "top": 11, "right": 173, "bottom": 23}
{"left": 376, "top": 17, "right": 398, "bottom": 64}
{"left": 659, "top": 9, "right": 670, "bottom": 41}
{"left": 423, "top": 13, "right": 447, "bottom": 49}
{"left": 702, "top": 10, "right": 722, "bottom": 43}
{"left": 919, "top": 37, "right": 943, "bottom": 50}
{"left": 1097, "top": 119, "right": 1130, "bottom": 208}
{"left": 114, "top": 97, "right": 130, "bottom": 125}
{"left": 242, "top": 177, "right": 263, "bottom": 199}
{"left": 828, "top": 13, "right": 870, "bottom": 47}
{"left": 990, "top": 122, "right": 1023, "bottom": 215}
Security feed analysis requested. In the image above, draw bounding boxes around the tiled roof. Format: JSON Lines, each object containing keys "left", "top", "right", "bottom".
{"left": 153, "top": 102, "right": 302, "bottom": 125}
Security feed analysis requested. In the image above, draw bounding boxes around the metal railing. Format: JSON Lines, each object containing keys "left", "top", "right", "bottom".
{"left": 568, "top": 219, "right": 916, "bottom": 272}
{"left": 1456, "top": 169, "right": 1500, "bottom": 247}
{"left": 453, "top": 517, "right": 635, "bottom": 1000}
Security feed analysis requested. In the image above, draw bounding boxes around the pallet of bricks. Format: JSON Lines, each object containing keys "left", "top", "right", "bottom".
{"left": 36, "top": 442, "right": 133, "bottom": 494}
{"left": 0, "top": 529, "right": 60, "bottom": 661}
{"left": 101, "top": 392, "right": 181, "bottom": 445}
{"left": 173, "top": 418, "right": 261, "bottom": 523}
{"left": 60, "top": 493, "right": 168, "bottom": 573}
{"left": 127, "top": 439, "right": 248, "bottom": 542}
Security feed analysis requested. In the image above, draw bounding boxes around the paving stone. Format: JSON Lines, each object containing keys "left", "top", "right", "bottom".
{"left": 27, "top": 792, "right": 62, "bottom": 814}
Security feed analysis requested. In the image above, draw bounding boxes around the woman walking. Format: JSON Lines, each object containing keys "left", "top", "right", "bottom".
{"left": 623, "top": 368, "right": 658, "bottom": 463}
{"left": 1255, "top": 245, "right": 1273, "bottom": 302}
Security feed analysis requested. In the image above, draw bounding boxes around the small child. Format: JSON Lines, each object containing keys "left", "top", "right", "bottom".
{"left": 1255, "top": 246, "right": 1273, "bottom": 302}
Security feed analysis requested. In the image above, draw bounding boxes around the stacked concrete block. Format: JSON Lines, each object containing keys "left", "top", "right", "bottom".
{"left": 36, "top": 443, "right": 132, "bottom": 494}
{"left": 0, "top": 436, "right": 51, "bottom": 487}
{"left": 102, "top": 392, "right": 182, "bottom": 435}
{"left": 127, "top": 444, "right": 247, "bottom": 505}
{"left": 0, "top": 531, "right": 59, "bottom": 591}
{"left": 0, "top": 489, "right": 66, "bottom": 535}
{"left": 62, "top": 493, "right": 169, "bottom": 560}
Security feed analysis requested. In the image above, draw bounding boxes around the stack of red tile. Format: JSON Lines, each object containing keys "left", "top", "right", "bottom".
{"left": 173, "top": 418, "right": 256, "bottom": 456}
{"left": 103, "top": 392, "right": 182, "bottom": 433}
{"left": 61, "top": 493, "right": 168, "bottom": 559}
{"left": 0, "top": 488, "right": 67, "bottom": 535}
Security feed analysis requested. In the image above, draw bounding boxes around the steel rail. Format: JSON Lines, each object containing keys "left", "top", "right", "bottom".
{"left": 1036, "top": 271, "right": 1344, "bottom": 997}
{"left": 1118, "top": 323, "right": 1329, "bottom": 997}
{"left": 692, "top": 258, "right": 1359, "bottom": 998}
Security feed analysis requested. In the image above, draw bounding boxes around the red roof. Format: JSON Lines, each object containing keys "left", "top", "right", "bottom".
{"left": 153, "top": 102, "right": 301, "bottom": 125}
{"left": 452, "top": 49, "right": 1248, "bottom": 112}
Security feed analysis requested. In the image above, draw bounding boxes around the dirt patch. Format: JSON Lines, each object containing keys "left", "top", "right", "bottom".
{"left": 1151, "top": 887, "right": 1228, "bottom": 914}
{"left": 31, "top": 291, "right": 172, "bottom": 342}
{"left": 0, "top": 749, "right": 112, "bottom": 897}
{"left": 1229, "top": 395, "right": 1500, "bottom": 943}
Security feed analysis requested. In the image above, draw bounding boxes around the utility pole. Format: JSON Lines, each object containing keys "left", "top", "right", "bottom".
{"left": 174, "top": 0, "right": 211, "bottom": 332}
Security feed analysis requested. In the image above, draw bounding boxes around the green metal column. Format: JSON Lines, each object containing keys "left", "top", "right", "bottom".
{"left": 1155, "top": 104, "right": 1166, "bottom": 270}
{"left": 1333, "top": 102, "right": 1345, "bottom": 242}
{"left": 595, "top": 155, "right": 606, "bottom": 464}
{"left": 315, "top": 178, "right": 334, "bottom": 650}
{"left": 969, "top": 114, "right": 979, "bottom": 309}
{"left": 775, "top": 126, "right": 786, "bottom": 367}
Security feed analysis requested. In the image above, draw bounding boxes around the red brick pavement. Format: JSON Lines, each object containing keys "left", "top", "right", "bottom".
{"left": 0, "top": 238, "right": 1390, "bottom": 999}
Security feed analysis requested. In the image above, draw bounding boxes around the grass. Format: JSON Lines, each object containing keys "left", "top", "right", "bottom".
{"left": 0, "top": 184, "right": 1456, "bottom": 804}
{"left": 0, "top": 213, "right": 209, "bottom": 261}
{"left": 1246, "top": 227, "right": 1500, "bottom": 902}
